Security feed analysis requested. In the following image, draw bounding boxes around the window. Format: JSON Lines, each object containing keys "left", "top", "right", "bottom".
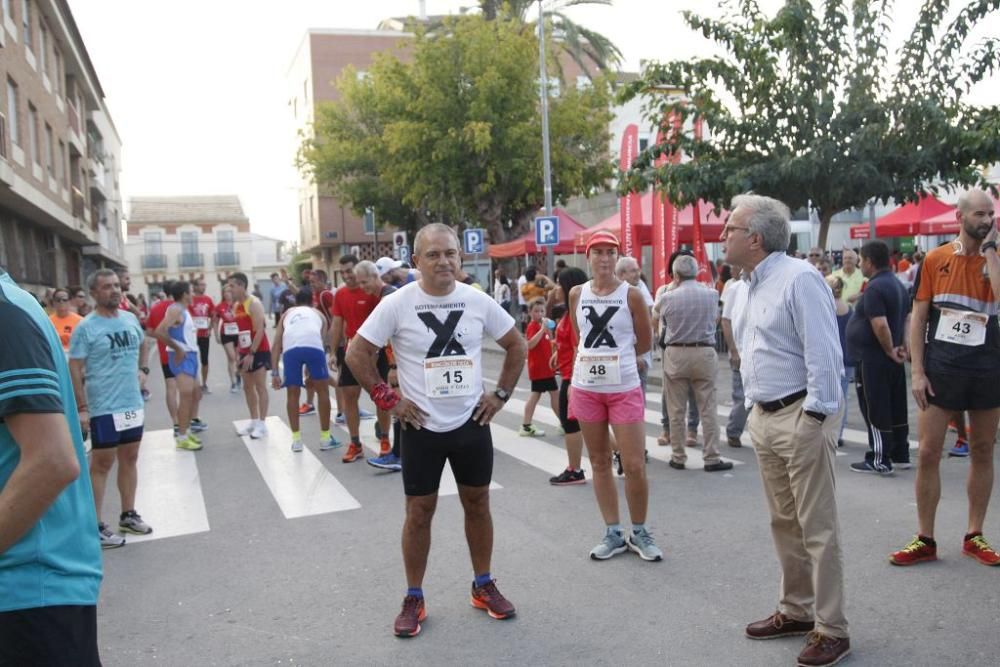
{"left": 27, "top": 102, "right": 37, "bottom": 163}
{"left": 56, "top": 138, "right": 64, "bottom": 182}
{"left": 43, "top": 122, "right": 52, "bottom": 175}
{"left": 143, "top": 232, "right": 161, "bottom": 254}
{"left": 217, "top": 230, "right": 234, "bottom": 252}
{"left": 38, "top": 20, "right": 47, "bottom": 73}
{"left": 180, "top": 230, "right": 198, "bottom": 255}
{"left": 21, "top": 0, "right": 30, "bottom": 51}
{"left": 53, "top": 48, "right": 62, "bottom": 95}
{"left": 6, "top": 78, "right": 17, "bottom": 147}
{"left": 639, "top": 137, "right": 649, "bottom": 152}
{"left": 2, "top": 0, "right": 11, "bottom": 22}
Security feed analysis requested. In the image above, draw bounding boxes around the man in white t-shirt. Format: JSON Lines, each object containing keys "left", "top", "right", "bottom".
{"left": 346, "top": 223, "right": 526, "bottom": 639}
{"left": 615, "top": 256, "right": 654, "bottom": 388}
{"left": 720, "top": 276, "right": 749, "bottom": 448}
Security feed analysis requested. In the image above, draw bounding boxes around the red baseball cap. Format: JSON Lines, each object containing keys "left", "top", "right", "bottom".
{"left": 585, "top": 230, "right": 621, "bottom": 256}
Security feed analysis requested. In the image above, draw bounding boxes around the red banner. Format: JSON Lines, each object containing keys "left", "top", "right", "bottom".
{"left": 655, "top": 114, "right": 682, "bottom": 290}
{"left": 619, "top": 124, "right": 642, "bottom": 267}
{"left": 651, "top": 129, "right": 667, "bottom": 293}
{"left": 691, "top": 117, "right": 713, "bottom": 286}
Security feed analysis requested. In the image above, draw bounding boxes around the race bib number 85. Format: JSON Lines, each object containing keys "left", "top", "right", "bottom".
{"left": 424, "top": 356, "right": 475, "bottom": 397}
{"left": 113, "top": 409, "right": 144, "bottom": 432}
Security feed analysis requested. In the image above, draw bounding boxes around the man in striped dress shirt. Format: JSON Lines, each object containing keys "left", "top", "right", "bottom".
{"left": 723, "top": 194, "right": 850, "bottom": 667}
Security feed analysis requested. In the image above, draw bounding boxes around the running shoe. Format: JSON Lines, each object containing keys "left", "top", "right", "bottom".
{"left": 518, "top": 424, "right": 545, "bottom": 437}
{"left": 549, "top": 468, "right": 586, "bottom": 486}
{"left": 949, "top": 440, "right": 970, "bottom": 457}
{"left": 889, "top": 536, "right": 937, "bottom": 566}
{"left": 393, "top": 595, "right": 426, "bottom": 637}
{"left": 190, "top": 418, "right": 208, "bottom": 433}
{"left": 590, "top": 528, "right": 628, "bottom": 560}
{"left": 379, "top": 438, "right": 392, "bottom": 456}
{"left": 99, "top": 523, "right": 126, "bottom": 549}
{"left": 250, "top": 421, "right": 267, "bottom": 439}
{"left": 291, "top": 439, "right": 303, "bottom": 453}
{"left": 359, "top": 408, "right": 376, "bottom": 420}
{"left": 963, "top": 534, "right": 1000, "bottom": 566}
{"left": 627, "top": 527, "right": 663, "bottom": 562}
{"left": 176, "top": 435, "right": 203, "bottom": 451}
{"left": 187, "top": 432, "right": 203, "bottom": 445}
{"left": 470, "top": 580, "right": 516, "bottom": 619}
{"left": 892, "top": 460, "right": 913, "bottom": 470}
{"left": 319, "top": 436, "right": 343, "bottom": 451}
{"left": 201, "top": 385, "right": 211, "bottom": 395}
{"left": 849, "top": 461, "right": 892, "bottom": 475}
{"left": 230, "top": 382, "right": 239, "bottom": 394}
{"left": 235, "top": 422, "right": 253, "bottom": 436}
{"left": 173, "top": 424, "right": 180, "bottom": 437}
{"left": 118, "top": 510, "right": 152, "bottom": 535}
{"left": 335, "top": 413, "right": 346, "bottom": 425}
{"left": 368, "top": 453, "right": 402, "bottom": 471}
{"left": 298, "top": 403, "right": 316, "bottom": 416}
{"left": 342, "top": 442, "right": 364, "bottom": 463}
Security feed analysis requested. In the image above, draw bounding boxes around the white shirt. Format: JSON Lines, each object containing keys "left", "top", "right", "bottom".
{"left": 637, "top": 280, "right": 654, "bottom": 308}
{"left": 572, "top": 281, "right": 640, "bottom": 393}
{"left": 281, "top": 306, "right": 325, "bottom": 351}
{"left": 516, "top": 275, "right": 527, "bottom": 305}
{"left": 357, "top": 281, "right": 515, "bottom": 432}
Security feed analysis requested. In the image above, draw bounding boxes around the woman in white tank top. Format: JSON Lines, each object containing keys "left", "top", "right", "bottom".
{"left": 567, "top": 231, "right": 658, "bottom": 562}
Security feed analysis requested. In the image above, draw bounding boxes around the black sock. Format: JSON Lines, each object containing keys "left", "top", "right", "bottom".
{"left": 918, "top": 535, "right": 936, "bottom": 547}
{"left": 351, "top": 436, "right": 361, "bottom": 445}
{"left": 523, "top": 423, "right": 531, "bottom": 429}
{"left": 964, "top": 531, "right": 983, "bottom": 542}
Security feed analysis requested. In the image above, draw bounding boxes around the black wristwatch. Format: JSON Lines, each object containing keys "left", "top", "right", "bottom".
{"left": 804, "top": 409, "right": 826, "bottom": 423}
{"left": 140, "top": 367, "right": 150, "bottom": 375}
{"left": 493, "top": 387, "right": 511, "bottom": 403}
{"left": 982, "top": 241, "right": 998, "bottom": 254}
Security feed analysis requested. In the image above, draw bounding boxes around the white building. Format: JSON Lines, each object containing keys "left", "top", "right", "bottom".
{"left": 124, "top": 195, "right": 289, "bottom": 304}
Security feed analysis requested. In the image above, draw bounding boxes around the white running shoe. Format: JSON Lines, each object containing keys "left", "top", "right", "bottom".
{"left": 235, "top": 422, "right": 254, "bottom": 436}
{"left": 250, "top": 421, "right": 267, "bottom": 439}
{"left": 291, "top": 439, "right": 303, "bottom": 453}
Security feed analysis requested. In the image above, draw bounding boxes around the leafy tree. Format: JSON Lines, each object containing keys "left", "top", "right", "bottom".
{"left": 620, "top": 0, "right": 1000, "bottom": 248}
{"left": 299, "top": 14, "right": 614, "bottom": 243}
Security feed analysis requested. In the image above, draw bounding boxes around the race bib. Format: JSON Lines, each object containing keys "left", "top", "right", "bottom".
{"left": 575, "top": 351, "right": 622, "bottom": 386}
{"left": 113, "top": 408, "right": 144, "bottom": 432}
{"left": 935, "top": 308, "right": 987, "bottom": 347}
{"left": 238, "top": 331, "right": 252, "bottom": 349}
{"left": 193, "top": 316, "right": 210, "bottom": 330}
{"left": 223, "top": 323, "right": 239, "bottom": 336}
{"left": 423, "top": 356, "right": 476, "bottom": 397}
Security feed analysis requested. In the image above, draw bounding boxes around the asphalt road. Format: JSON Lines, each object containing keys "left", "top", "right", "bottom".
{"left": 93, "top": 337, "right": 1000, "bottom": 667}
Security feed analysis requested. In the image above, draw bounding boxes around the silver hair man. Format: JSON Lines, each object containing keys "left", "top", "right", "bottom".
{"left": 353, "top": 260, "right": 380, "bottom": 279}
{"left": 730, "top": 194, "right": 792, "bottom": 253}
{"left": 671, "top": 254, "right": 699, "bottom": 281}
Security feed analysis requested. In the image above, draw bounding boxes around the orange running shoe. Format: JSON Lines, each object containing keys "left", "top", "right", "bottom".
{"left": 889, "top": 536, "right": 937, "bottom": 566}
{"left": 298, "top": 403, "right": 316, "bottom": 416}
{"left": 963, "top": 534, "right": 1000, "bottom": 566}
{"left": 342, "top": 442, "right": 364, "bottom": 463}
{"left": 393, "top": 595, "right": 426, "bottom": 637}
{"left": 379, "top": 438, "right": 391, "bottom": 456}
{"left": 470, "top": 579, "right": 515, "bottom": 619}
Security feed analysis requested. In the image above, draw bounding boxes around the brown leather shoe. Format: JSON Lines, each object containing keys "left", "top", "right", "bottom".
{"left": 745, "top": 612, "right": 814, "bottom": 640}
{"left": 727, "top": 435, "right": 743, "bottom": 448}
{"left": 797, "top": 632, "right": 850, "bottom": 666}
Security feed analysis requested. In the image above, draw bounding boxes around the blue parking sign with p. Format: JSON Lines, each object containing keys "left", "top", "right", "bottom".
{"left": 464, "top": 228, "right": 485, "bottom": 254}
{"left": 535, "top": 216, "right": 559, "bottom": 246}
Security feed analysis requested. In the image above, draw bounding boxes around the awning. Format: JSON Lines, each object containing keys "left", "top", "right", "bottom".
{"left": 874, "top": 195, "right": 955, "bottom": 237}
{"left": 487, "top": 208, "right": 588, "bottom": 258}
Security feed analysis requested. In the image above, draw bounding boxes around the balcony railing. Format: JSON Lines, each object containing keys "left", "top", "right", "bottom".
{"left": 67, "top": 101, "right": 80, "bottom": 135}
{"left": 178, "top": 252, "right": 204, "bottom": 268}
{"left": 141, "top": 253, "right": 167, "bottom": 269}
{"left": 214, "top": 250, "right": 240, "bottom": 267}
{"left": 71, "top": 185, "right": 85, "bottom": 219}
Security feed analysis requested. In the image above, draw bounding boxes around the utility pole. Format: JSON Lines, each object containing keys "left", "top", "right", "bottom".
{"left": 538, "top": 0, "right": 555, "bottom": 278}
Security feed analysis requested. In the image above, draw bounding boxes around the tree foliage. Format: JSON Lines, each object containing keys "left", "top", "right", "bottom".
{"left": 620, "top": 0, "right": 1000, "bottom": 247}
{"left": 298, "top": 14, "right": 614, "bottom": 243}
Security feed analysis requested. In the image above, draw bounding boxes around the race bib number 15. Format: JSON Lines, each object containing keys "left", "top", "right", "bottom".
{"left": 423, "top": 356, "right": 475, "bottom": 397}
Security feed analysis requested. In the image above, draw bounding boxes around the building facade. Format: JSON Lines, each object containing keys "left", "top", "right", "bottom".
{"left": 124, "top": 195, "right": 289, "bottom": 305}
{"left": 0, "top": 0, "right": 124, "bottom": 297}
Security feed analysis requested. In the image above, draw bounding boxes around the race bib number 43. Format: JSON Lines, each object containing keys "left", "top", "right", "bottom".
{"left": 113, "top": 408, "right": 144, "bottom": 432}
{"left": 424, "top": 356, "right": 475, "bottom": 397}
{"left": 575, "top": 352, "right": 622, "bottom": 386}
{"left": 935, "top": 308, "right": 987, "bottom": 347}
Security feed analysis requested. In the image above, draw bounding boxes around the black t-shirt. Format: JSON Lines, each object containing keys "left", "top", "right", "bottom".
{"left": 845, "top": 270, "right": 911, "bottom": 364}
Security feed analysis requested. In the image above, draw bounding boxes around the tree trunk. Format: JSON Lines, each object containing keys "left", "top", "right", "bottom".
{"left": 817, "top": 210, "right": 834, "bottom": 250}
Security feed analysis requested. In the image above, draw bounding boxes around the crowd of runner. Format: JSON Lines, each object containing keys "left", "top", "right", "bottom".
{"left": 1, "top": 190, "right": 997, "bottom": 667}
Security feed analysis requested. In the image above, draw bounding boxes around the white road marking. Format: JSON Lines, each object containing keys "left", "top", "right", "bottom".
{"left": 236, "top": 418, "right": 361, "bottom": 517}
{"left": 130, "top": 429, "right": 210, "bottom": 543}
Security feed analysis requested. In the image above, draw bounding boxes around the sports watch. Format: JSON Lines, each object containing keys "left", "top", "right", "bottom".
{"left": 493, "top": 387, "right": 511, "bottom": 403}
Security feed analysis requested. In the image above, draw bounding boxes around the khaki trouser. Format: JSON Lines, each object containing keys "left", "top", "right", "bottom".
{"left": 663, "top": 346, "right": 721, "bottom": 465}
{"left": 746, "top": 398, "right": 849, "bottom": 638}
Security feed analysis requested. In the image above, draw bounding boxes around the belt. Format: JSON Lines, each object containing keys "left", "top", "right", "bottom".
{"left": 666, "top": 342, "right": 713, "bottom": 347}
{"left": 757, "top": 389, "right": 808, "bottom": 413}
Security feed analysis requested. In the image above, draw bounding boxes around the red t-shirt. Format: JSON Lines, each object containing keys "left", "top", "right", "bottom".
{"left": 332, "top": 286, "right": 377, "bottom": 340}
{"left": 146, "top": 299, "right": 173, "bottom": 365}
{"left": 526, "top": 319, "right": 555, "bottom": 381}
{"left": 313, "top": 288, "right": 336, "bottom": 324}
{"left": 215, "top": 300, "right": 237, "bottom": 337}
{"left": 554, "top": 315, "right": 577, "bottom": 379}
{"left": 189, "top": 295, "right": 216, "bottom": 338}
{"left": 234, "top": 297, "right": 270, "bottom": 354}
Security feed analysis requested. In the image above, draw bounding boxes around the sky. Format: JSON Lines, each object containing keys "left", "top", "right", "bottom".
{"left": 68, "top": 1, "right": 999, "bottom": 243}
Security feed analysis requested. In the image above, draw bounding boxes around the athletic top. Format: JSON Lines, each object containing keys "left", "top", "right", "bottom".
{"left": 313, "top": 288, "right": 336, "bottom": 323}
{"left": 167, "top": 307, "right": 198, "bottom": 354}
{"left": 333, "top": 285, "right": 378, "bottom": 340}
{"left": 281, "top": 306, "right": 325, "bottom": 351}
{"left": 572, "top": 281, "right": 639, "bottom": 393}
{"left": 216, "top": 300, "right": 238, "bottom": 337}
{"left": 189, "top": 295, "right": 215, "bottom": 338}
{"left": 69, "top": 311, "right": 144, "bottom": 418}
{"left": 0, "top": 271, "right": 102, "bottom": 613}
{"left": 145, "top": 298, "right": 173, "bottom": 365}
{"left": 526, "top": 319, "right": 555, "bottom": 381}
{"left": 914, "top": 243, "right": 1000, "bottom": 375}
{"left": 49, "top": 311, "right": 83, "bottom": 352}
{"left": 234, "top": 297, "right": 270, "bottom": 354}
{"left": 357, "top": 281, "right": 515, "bottom": 432}
{"left": 554, "top": 314, "right": 577, "bottom": 379}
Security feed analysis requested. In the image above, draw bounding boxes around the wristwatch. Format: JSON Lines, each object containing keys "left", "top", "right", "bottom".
{"left": 982, "top": 241, "right": 998, "bottom": 254}
{"left": 493, "top": 387, "right": 511, "bottom": 403}
{"left": 804, "top": 410, "right": 827, "bottom": 423}
{"left": 140, "top": 367, "right": 150, "bottom": 375}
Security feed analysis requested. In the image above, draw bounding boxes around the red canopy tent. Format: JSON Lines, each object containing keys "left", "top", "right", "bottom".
{"left": 574, "top": 193, "right": 727, "bottom": 248}
{"left": 921, "top": 192, "right": 1000, "bottom": 236}
{"left": 487, "top": 208, "right": 587, "bottom": 258}
{"left": 871, "top": 195, "right": 955, "bottom": 237}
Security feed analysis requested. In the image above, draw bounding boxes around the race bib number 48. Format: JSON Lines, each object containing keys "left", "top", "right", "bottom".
{"left": 424, "top": 356, "right": 475, "bottom": 397}
{"left": 113, "top": 408, "right": 144, "bottom": 432}
{"left": 935, "top": 308, "right": 987, "bottom": 347}
{"left": 575, "top": 352, "right": 622, "bottom": 386}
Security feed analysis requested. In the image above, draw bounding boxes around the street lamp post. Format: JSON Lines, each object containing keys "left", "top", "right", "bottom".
{"left": 538, "top": 0, "right": 555, "bottom": 278}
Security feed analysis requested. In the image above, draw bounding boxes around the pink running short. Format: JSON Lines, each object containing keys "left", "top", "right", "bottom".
{"left": 568, "top": 385, "right": 645, "bottom": 425}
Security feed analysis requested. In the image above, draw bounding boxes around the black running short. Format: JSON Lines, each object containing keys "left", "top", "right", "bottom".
{"left": 220, "top": 334, "right": 239, "bottom": 347}
{"left": 927, "top": 370, "right": 1000, "bottom": 411}
{"left": 239, "top": 350, "right": 271, "bottom": 373}
{"left": 531, "top": 377, "right": 558, "bottom": 393}
{"left": 0, "top": 605, "right": 101, "bottom": 667}
{"left": 197, "top": 337, "right": 210, "bottom": 365}
{"left": 401, "top": 418, "right": 493, "bottom": 496}
{"left": 558, "top": 378, "right": 581, "bottom": 435}
{"left": 338, "top": 346, "right": 388, "bottom": 387}
{"left": 160, "top": 363, "right": 175, "bottom": 380}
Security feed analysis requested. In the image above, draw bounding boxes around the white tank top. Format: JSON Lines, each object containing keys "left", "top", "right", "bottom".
{"left": 572, "top": 280, "right": 639, "bottom": 393}
{"left": 281, "top": 306, "right": 325, "bottom": 351}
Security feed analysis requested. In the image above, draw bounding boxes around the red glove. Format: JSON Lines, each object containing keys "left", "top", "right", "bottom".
{"left": 370, "top": 382, "right": 400, "bottom": 411}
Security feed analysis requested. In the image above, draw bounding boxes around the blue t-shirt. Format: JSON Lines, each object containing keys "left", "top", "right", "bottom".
{"left": 845, "top": 269, "right": 911, "bottom": 365}
{"left": 0, "top": 272, "right": 102, "bottom": 612}
{"left": 69, "top": 310, "right": 144, "bottom": 418}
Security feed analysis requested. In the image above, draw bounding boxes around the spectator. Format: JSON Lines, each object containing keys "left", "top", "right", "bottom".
{"left": 832, "top": 249, "right": 865, "bottom": 304}
{"left": 269, "top": 273, "right": 288, "bottom": 327}
{"left": 48, "top": 287, "right": 83, "bottom": 354}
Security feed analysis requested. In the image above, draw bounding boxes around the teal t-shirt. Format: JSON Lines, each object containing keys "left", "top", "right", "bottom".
{"left": 69, "top": 310, "right": 144, "bottom": 418}
{"left": 0, "top": 271, "right": 102, "bottom": 612}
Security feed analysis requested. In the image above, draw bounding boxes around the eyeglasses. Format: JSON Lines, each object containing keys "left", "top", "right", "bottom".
{"left": 721, "top": 225, "right": 752, "bottom": 238}
{"left": 54, "top": 297, "right": 69, "bottom": 302}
